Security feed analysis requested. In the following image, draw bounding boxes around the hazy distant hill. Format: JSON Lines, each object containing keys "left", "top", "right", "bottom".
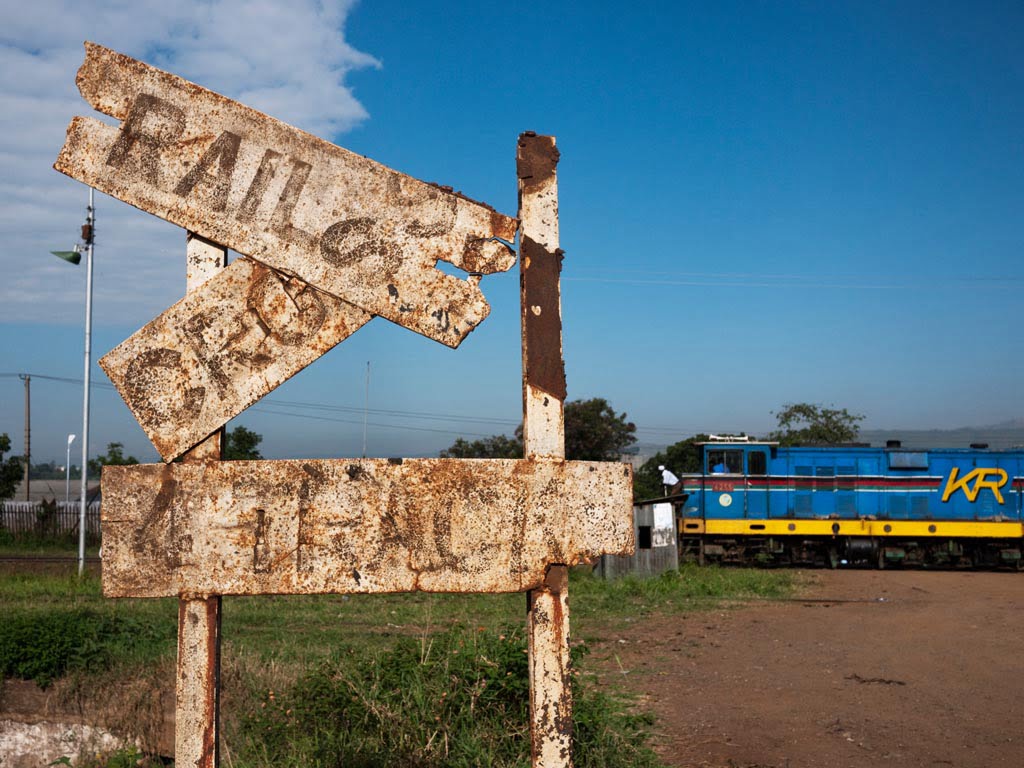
{"left": 860, "top": 422, "right": 1024, "bottom": 450}
{"left": 630, "top": 419, "right": 1024, "bottom": 461}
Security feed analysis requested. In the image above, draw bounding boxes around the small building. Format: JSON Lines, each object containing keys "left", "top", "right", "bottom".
{"left": 596, "top": 492, "right": 685, "bottom": 579}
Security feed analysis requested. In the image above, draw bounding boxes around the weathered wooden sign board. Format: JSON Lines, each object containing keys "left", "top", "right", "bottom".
{"left": 57, "top": 42, "right": 518, "bottom": 460}
{"left": 56, "top": 43, "right": 633, "bottom": 768}
{"left": 56, "top": 43, "right": 517, "bottom": 346}
{"left": 99, "top": 257, "right": 370, "bottom": 460}
{"left": 102, "top": 458, "right": 631, "bottom": 597}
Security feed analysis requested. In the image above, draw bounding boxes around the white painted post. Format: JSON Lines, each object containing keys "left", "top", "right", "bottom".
{"left": 518, "top": 133, "right": 573, "bottom": 768}
{"left": 176, "top": 232, "right": 226, "bottom": 768}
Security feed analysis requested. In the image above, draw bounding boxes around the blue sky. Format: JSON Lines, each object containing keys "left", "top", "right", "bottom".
{"left": 1, "top": 0, "right": 1022, "bottom": 465}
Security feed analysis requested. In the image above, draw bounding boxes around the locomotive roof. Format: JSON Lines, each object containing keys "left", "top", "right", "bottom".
{"left": 694, "top": 441, "right": 1019, "bottom": 452}
{"left": 695, "top": 440, "right": 778, "bottom": 447}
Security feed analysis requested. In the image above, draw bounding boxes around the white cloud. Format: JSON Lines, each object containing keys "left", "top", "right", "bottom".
{"left": 0, "top": 0, "right": 379, "bottom": 328}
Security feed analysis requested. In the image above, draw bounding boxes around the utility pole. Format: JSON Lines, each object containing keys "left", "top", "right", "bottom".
{"left": 362, "top": 361, "right": 370, "bottom": 458}
{"left": 19, "top": 374, "right": 29, "bottom": 500}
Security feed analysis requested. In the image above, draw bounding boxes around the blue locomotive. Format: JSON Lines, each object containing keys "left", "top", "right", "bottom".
{"left": 667, "top": 437, "right": 1024, "bottom": 568}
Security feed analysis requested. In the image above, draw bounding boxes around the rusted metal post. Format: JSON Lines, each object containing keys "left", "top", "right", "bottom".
{"left": 176, "top": 232, "right": 225, "bottom": 768}
{"left": 518, "top": 133, "right": 572, "bottom": 768}
{"left": 177, "top": 596, "right": 221, "bottom": 768}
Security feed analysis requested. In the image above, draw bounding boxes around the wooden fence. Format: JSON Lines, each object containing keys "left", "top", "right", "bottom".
{"left": 0, "top": 500, "right": 102, "bottom": 541}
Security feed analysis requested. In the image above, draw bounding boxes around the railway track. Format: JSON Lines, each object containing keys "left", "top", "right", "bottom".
{"left": 0, "top": 555, "right": 101, "bottom": 564}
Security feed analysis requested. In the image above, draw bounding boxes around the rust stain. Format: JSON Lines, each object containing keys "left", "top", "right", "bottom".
{"left": 516, "top": 131, "right": 561, "bottom": 191}
{"left": 517, "top": 133, "right": 566, "bottom": 402}
{"left": 55, "top": 42, "right": 520, "bottom": 348}
{"left": 521, "top": 236, "right": 567, "bottom": 401}
{"left": 101, "top": 458, "right": 633, "bottom": 598}
{"left": 200, "top": 596, "right": 220, "bottom": 768}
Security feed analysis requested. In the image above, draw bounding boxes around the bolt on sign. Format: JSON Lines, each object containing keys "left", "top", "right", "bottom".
{"left": 55, "top": 43, "right": 633, "bottom": 768}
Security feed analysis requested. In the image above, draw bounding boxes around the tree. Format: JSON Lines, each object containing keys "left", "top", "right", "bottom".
{"left": 224, "top": 425, "right": 263, "bottom": 460}
{"left": 564, "top": 398, "right": 637, "bottom": 461}
{"left": 766, "top": 403, "right": 864, "bottom": 446}
{"left": 0, "top": 433, "right": 23, "bottom": 501}
{"left": 633, "top": 433, "right": 710, "bottom": 501}
{"left": 439, "top": 397, "right": 636, "bottom": 462}
{"left": 440, "top": 434, "right": 522, "bottom": 459}
{"left": 88, "top": 442, "right": 139, "bottom": 476}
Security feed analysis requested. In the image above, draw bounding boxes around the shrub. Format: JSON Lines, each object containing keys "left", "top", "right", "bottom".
{"left": 236, "top": 624, "right": 661, "bottom": 768}
{"left": 0, "top": 608, "right": 174, "bottom": 688}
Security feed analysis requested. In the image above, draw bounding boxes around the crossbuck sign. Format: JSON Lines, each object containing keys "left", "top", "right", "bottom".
{"left": 55, "top": 43, "right": 633, "bottom": 768}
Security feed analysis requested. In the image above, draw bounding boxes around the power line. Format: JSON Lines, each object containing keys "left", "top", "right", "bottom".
{"left": 4, "top": 371, "right": 1018, "bottom": 448}
{"left": 250, "top": 407, "right": 498, "bottom": 438}
{"left": 0, "top": 371, "right": 510, "bottom": 438}
{"left": 563, "top": 275, "right": 1024, "bottom": 290}
{"left": 0, "top": 372, "right": 517, "bottom": 427}
{"left": 0, "top": 372, "right": 117, "bottom": 390}
{"left": 264, "top": 397, "right": 520, "bottom": 427}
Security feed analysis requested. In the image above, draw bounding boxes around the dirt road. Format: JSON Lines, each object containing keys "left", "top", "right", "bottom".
{"left": 593, "top": 570, "right": 1024, "bottom": 768}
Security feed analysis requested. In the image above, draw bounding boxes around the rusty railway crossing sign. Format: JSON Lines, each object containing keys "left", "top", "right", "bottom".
{"left": 55, "top": 43, "right": 633, "bottom": 768}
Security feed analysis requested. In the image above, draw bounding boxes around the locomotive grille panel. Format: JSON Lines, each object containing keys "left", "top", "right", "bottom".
{"left": 911, "top": 496, "right": 929, "bottom": 518}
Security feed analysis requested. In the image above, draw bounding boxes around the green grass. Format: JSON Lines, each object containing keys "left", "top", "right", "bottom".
{"left": 0, "top": 565, "right": 795, "bottom": 766}
{"left": 223, "top": 590, "right": 523, "bottom": 663}
{"left": 0, "top": 574, "right": 176, "bottom": 687}
{"left": 234, "top": 623, "right": 660, "bottom": 768}
{"left": 0, "top": 539, "right": 101, "bottom": 557}
{"left": 0, "top": 566, "right": 795, "bottom": 677}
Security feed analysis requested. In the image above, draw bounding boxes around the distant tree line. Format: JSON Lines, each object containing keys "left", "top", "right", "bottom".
{"left": 441, "top": 398, "right": 637, "bottom": 462}
{"left": 0, "top": 426, "right": 264, "bottom": 501}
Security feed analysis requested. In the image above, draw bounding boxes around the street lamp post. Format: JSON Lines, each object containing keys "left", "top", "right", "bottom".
{"left": 65, "top": 434, "right": 76, "bottom": 506}
{"left": 78, "top": 188, "right": 95, "bottom": 576}
{"left": 51, "top": 187, "right": 96, "bottom": 576}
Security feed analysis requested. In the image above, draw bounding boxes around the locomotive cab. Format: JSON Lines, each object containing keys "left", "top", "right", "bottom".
{"left": 701, "top": 437, "right": 775, "bottom": 522}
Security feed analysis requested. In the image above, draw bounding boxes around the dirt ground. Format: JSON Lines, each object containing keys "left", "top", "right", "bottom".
{"left": 591, "top": 569, "right": 1024, "bottom": 768}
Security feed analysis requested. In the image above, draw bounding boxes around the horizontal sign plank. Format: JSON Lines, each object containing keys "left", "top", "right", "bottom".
{"left": 55, "top": 43, "right": 518, "bottom": 348}
{"left": 99, "top": 258, "right": 370, "bottom": 461}
{"left": 101, "top": 458, "right": 634, "bottom": 598}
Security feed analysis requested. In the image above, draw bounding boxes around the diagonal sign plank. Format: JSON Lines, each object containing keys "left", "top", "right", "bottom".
{"left": 55, "top": 43, "right": 518, "bottom": 348}
{"left": 99, "top": 256, "right": 371, "bottom": 461}
{"left": 101, "top": 458, "right": 634, "bottom": 598}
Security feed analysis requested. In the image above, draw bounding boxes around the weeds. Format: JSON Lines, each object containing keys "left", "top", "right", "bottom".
{"left": 232, "top": 624, "right": 660, "bottom": 768}
{"left": 1, "top": 564, "right": 795, "bottom": 767}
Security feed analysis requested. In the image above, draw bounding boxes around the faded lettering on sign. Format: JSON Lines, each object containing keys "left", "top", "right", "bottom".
{"left": 101, "top": 458, "right": 635, "bottom": 598}
{"left": 56, "top": 43, "right": 519, "bottom": 348}
{"left": 100, "top": 258, "right": 371, "bottom": 461}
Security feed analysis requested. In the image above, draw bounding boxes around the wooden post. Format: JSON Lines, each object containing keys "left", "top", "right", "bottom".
{"left": 176, "top": 232, "right": 226, "bottom": 768}
{"left": 518, "top": 133, "right": 572, "bottom": 768}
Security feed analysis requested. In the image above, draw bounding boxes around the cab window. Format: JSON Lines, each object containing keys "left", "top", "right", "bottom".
{"left": 748, "top": 451, "right": 767, "bottom": 475}
{"left": 708, "top": 450, "right": 743, "bottom": 474}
